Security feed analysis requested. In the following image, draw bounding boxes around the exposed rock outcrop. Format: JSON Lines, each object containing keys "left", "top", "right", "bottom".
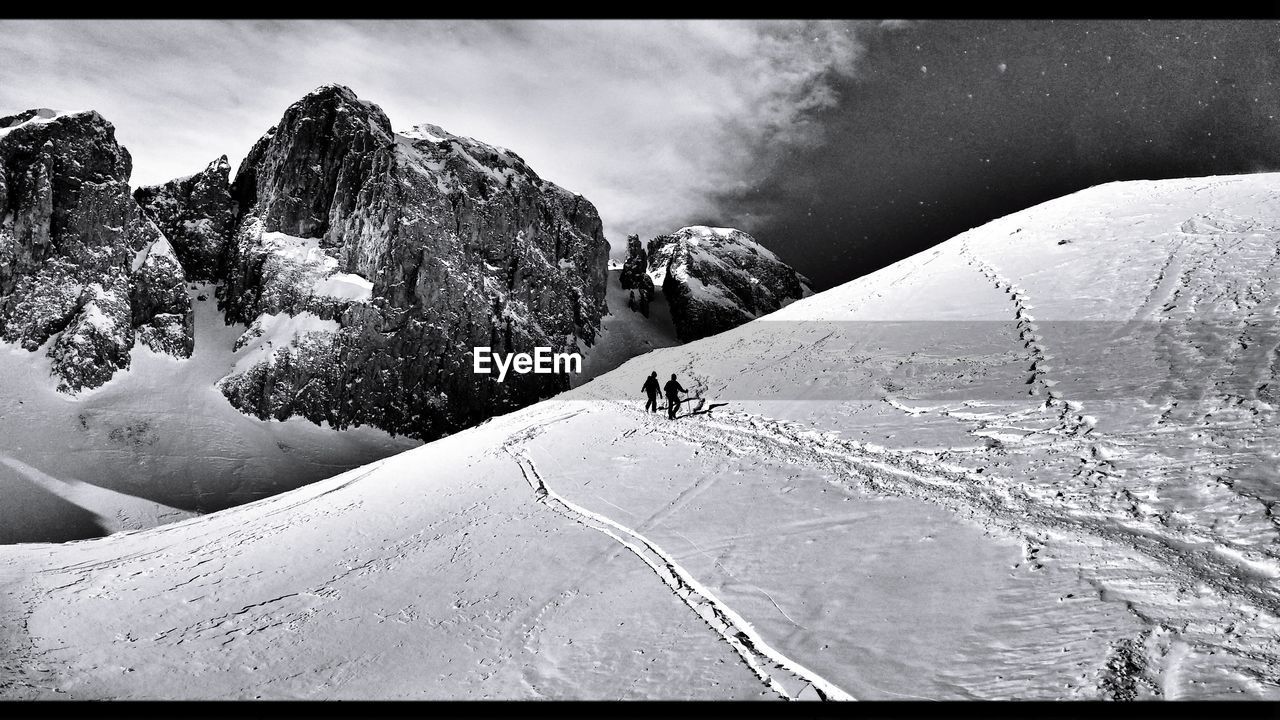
{"left": 0, "top": 109, "right": 192, "bottom": 392}
{"left": 134, "top": 156, "right": 238, "bottom": 281}
{"left": 645, "top": 226, "right": 808, "bottom": 342}
{"left": 619, "top": 234, "right": 653, "bottom": 293}
{"left": 619, "top": 234, "right": 654, "bottom": 316}
{"left": 217, "top": 85, "right": 610, "bottom": 439}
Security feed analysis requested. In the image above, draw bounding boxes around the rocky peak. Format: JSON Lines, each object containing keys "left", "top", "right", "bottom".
{"left": 646, "top": 226, "right": 808, "bottom": 342}
{"left": 230, "top": 84, "right": 394, "bottom": 244}
{"left": 209, "top": 155, "right": 231, "bottom": 175}
{"left": 134, "top": 155, "right": 238, "bottom": 281}
{"left": 7, "top": 85, "right": 614, "bottom": 437}
{"left": 619, "top": 234, "right": 652, "bottom": 293}
{"left": 213, "top": 85, "right": 610, "bottom": 440}
{"left": 0, "top": 110, "right": 133, "bottom": 190}
{"left": 0, "top": 107, "right": 192, "bottom": 392}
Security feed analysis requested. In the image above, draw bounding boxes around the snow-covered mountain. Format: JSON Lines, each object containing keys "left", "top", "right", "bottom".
{"left": 154, "top": 84, "right": 610, "bottom": 440}
{"left": 4, "top": 85, "right": 611, "bottom": 443}
{"left": 0, "top": 104, "right": 421, "bottom": 546}
{"left": 5, "top": 173, "right": 1279, "bottom": 699}
{"left": 585, "top": 225, "right": 808, "bottom": 378}
{"left": 643, "top": 226, "right": 811, "bottom": 341}
{"left": 580, "top": 223, "right": 812, "bottom": 384}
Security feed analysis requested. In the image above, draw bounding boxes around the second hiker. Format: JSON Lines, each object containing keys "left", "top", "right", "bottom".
{"left": 663, "top": 373, "right": 686, "bottom": 419}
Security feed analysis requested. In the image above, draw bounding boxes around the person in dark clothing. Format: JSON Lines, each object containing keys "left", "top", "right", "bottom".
{"left": 663, "top": 374, "right": 686, "bottom": 419}
{"left": 641, "top": 371, "right": 660, "bottom": 413}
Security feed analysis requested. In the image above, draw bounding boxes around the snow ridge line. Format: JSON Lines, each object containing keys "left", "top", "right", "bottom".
{"left": 504, "top": 446, "right": 854, "bottom": 702}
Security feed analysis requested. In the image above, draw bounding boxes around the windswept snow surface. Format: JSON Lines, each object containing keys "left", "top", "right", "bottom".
{"left": 4, "top": 175, "right": 1280, "bottom": 699}
{"left": 0, "top": 284, "right": 418, "bottom": 544}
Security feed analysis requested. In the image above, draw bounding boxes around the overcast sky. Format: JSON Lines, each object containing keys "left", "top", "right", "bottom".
{"left": 3, "top": 20, "right": 1279, "bottom": 289}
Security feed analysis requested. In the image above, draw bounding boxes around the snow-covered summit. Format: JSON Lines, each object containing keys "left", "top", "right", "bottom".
{"left": 0, "top": 107, "right": 60, "bottom": 134}
{"left": 400, "top": 122, "right": 522, "bottom": 163}
{"left": 0, "top": 109, "right": 117, "bottom": 144}
{"left": 644, "top": 225, "right": 809, "bottom": 341}
{"left": 398, "top": 121, "right": 544, "bottom": 193}
{"left": 673, "top": 224, "right": 767, "bottom": 245}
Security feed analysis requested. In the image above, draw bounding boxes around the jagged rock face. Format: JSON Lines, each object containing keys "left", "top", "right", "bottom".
{"left": 619, "top": 234, "right": 653, "bottom": 295}
{"left": 0, "top": 109, "right": 193, "bottom": 392}
{"left": 220, "top": 85, "right": 609, "bottom": 439}
{"left": 646, "top": 226, "right": 808, "bottom": 342}
{"left": 134, "top": 156, "right": 238, "bottom": 281}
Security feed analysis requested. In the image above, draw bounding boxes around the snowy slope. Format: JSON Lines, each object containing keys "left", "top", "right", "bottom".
{"left": 573, "top": 269, "right": 681, "bottom": 385}
{"left": 4, "top": 174, "right": 1280, "bottom": 700}
{"left": 645, "top": 226, "right": 811, "bottom": 342}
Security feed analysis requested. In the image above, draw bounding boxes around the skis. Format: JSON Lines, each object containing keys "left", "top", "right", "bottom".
{"left": 662, "top": 395, "right": 706, "bottom": 418}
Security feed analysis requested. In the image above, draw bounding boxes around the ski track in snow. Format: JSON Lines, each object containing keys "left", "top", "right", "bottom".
{"left": 501, "top": 424, "right": 853, "bottom": 701}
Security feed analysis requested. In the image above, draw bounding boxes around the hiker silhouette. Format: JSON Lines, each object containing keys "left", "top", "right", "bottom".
{"left": 641, "top": 371, "right": 660, "bottom": 413}
{"left": 663, "top": 374, "right": 686, "bottom": 419}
